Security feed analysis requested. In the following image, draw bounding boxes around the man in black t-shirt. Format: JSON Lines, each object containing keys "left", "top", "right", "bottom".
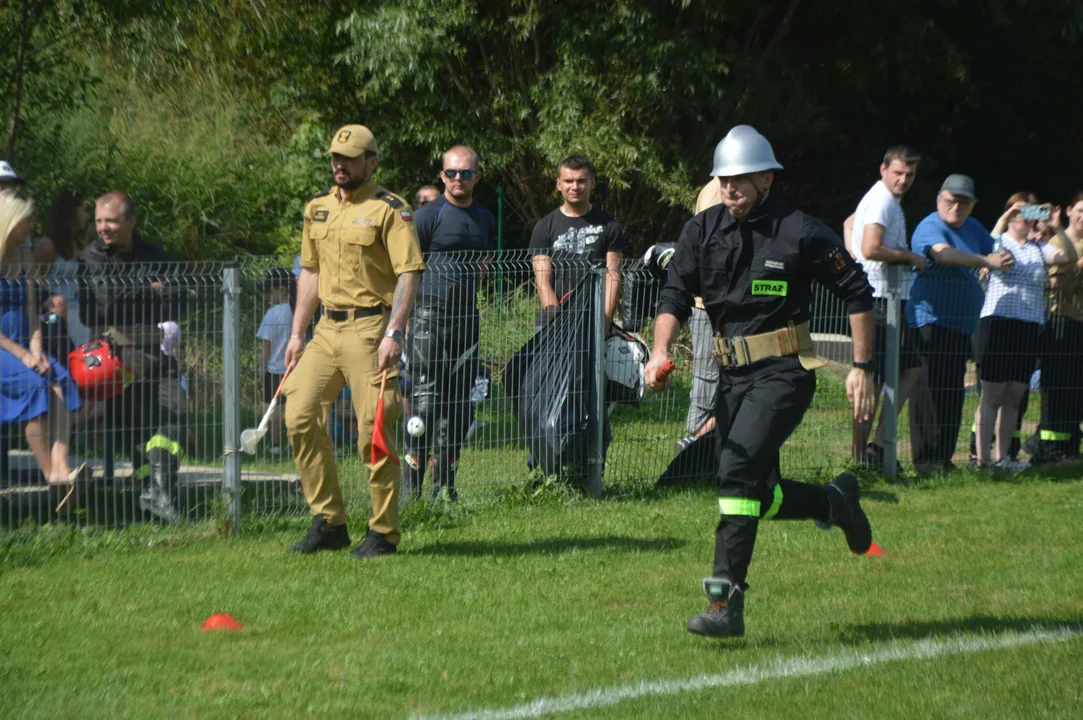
{"left": 403, "top": 145, "right": 495, "bottom": 500}
{"left": 529, "top": 156, "right": 624, "bottom": 329}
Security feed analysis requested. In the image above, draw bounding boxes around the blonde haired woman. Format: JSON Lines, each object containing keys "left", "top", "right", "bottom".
{"left": 0, "top": 191, "right": 84, "bottom": 504}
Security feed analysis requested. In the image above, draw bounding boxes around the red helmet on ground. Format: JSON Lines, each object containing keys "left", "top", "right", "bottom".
{"left": 69, "top": 340, "right": 129, "bottom": 400}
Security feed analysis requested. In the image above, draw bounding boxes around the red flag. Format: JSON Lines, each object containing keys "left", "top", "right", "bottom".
{"left": 371, "top": 369, "right": 400, "bottom": 466}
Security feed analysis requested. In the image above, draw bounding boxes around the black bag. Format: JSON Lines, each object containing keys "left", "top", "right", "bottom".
{"left": 502, "top": 276, "right": 602, "bottom": 476}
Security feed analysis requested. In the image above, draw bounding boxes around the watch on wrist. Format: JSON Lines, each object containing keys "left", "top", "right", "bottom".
{"left": 853, "top": 359, "right": 877, "bottom": 374}
{"left": 384, "top": 329, "right": 404, "bottom": 343}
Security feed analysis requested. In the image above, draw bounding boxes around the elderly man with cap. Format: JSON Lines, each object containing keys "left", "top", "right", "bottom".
{"left": 282, "top": 124, "right": 424, "bottom": 558}
{"left": 645, "top": 125, "right": 879, "bottom": 639}
{"left": 906, "top": 174, "right": 1013, "bottom": 472}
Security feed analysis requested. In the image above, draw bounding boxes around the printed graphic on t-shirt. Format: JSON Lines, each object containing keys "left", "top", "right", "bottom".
{"left": 552, "top": 224, "right": 605, "bottom": 255}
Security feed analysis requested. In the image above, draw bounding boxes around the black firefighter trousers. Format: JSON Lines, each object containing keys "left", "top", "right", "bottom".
{"left": 710, "top": 357, "right": 830, "bottom": 587}
{"left": 403, "top": 296, "right": 480, "bottom": 498}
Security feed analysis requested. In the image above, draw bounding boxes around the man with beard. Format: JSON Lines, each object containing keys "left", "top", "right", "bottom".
{"left": 282, "top": 124, "right": 425, "bottom": 559}
{"left": 403, "top": 146, "right": 494, "bottom": 500}
{"left": 645, "top": 125, "right": 878, "bottom": 638}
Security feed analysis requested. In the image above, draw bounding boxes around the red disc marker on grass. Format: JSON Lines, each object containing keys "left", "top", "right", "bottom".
{"left": 201, "top": 613, "right": 244, "bottom": 631}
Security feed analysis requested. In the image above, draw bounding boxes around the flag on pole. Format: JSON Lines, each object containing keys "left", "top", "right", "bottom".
{"left": 371, "top": 369, "right": 400, "bottom": 466}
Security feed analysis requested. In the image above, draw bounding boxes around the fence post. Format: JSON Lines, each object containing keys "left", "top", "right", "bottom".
{"left": 882, "top": 265, "right": 902, "bottom": 483}
{"left": 222, "top": 262, "right": 243, "bottom": 533}
{"left": 587, "top": 266, "right": 606, "bottom": 499}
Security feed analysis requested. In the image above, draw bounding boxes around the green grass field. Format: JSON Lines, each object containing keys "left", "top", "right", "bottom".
{"left": 2, "top": 468, "right": 1081, "bottom": 719}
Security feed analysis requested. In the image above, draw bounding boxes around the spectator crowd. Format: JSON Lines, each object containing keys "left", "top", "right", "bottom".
{"left": 2, "top": 135, "right": 1082, "bottom": 525}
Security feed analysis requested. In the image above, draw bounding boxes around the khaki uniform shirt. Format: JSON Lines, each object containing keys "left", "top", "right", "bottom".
{"left": 1048, "top": 230, "right": 1083, "bottom": 321}
{"left": 300, "top": 182, "right": 425, "bottom": 309}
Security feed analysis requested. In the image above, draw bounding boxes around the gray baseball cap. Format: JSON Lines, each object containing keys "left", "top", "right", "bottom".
{"left": 939, "top": 174, "right": 976, "bottom": 200}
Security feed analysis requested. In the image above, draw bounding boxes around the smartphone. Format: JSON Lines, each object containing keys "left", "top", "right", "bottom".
{"left": 1020, "top": 205, "right": 1051, "bottom": 221}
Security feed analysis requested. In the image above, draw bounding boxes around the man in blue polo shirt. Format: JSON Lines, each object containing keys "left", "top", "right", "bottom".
{"left": 907, "top": 174, "right": 1013, "bottom": 470}
{"left": 403, "top": 145, "right": 495, "bottom": 500}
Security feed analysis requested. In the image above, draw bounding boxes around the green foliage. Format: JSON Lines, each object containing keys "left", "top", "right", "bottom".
{"left": 5, "top": 0, "right": 1083, "bottom": 259}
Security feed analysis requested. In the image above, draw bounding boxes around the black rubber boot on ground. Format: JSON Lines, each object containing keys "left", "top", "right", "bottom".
{"left": 287, "top": 516, "right": 351, "bottom": 554}
{"left": 140, "top": 453, "right": 181, "bottom": 522}
{"left": 687, "top": 577, "right": 745, "bottom": 638}
{"left": 819, "top": 472, "right": 873, "bottom": 554}
{"left": 349, "top": 529, "right": 398, "bottom": 560}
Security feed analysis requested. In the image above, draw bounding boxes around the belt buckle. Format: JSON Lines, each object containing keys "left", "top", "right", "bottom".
{"left": 719, "top": 337, "right": 738, "bottom": 368}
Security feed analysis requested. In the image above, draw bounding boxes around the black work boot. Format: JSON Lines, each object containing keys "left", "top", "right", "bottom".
{"left": 140, "top": 452, "right": 181, "bottom": 522}
{"left": 287, "top": 516, "right": 351, "bottom": 554}
{"left": 349, "top": 529, "right": 398, "bottom": 560}
{"left": 818, "top": 472, "right": 872, "bottom": 554}
{"left": 687, "top": 577, "right": 745, "bottom": 638}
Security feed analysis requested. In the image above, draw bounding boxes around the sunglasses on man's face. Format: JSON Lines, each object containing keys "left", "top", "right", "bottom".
{"left": 443, "top": 168, "right": 475, "bottom": 180}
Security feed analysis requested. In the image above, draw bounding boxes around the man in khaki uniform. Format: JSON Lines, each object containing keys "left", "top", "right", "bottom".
{"left": 282, "top": 124, "right": 424, "bottom": 558}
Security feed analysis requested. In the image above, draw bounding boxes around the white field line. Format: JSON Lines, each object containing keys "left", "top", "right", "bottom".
{"left": 417, "top": 626, "right": 1081, "bottom": 720}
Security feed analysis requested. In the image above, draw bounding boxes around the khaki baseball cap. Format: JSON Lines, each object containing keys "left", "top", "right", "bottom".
{"left": 327, "top": 125, "right": 378, "bottom": 158}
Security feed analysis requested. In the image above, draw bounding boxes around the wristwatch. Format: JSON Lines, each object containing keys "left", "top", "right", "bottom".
{"left": 384, "top": 329, "right": 405, "bottom": 343}
{"left": 853, "top": 359, "right": 877, "bottom": 374}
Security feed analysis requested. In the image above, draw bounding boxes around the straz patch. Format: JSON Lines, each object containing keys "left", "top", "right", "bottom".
{"left": 352, "top": 216, "right": 375, "bottom": 227}
{"left": 751, "top": 280, "right": 788, "bottom": 296}
{"left": 400, "top": 210, "right": 413, "bottom": 222}
{"left": 764, "top": 259, "right": 787, "bottom": 272}
{"left": 312, "top": 210, "right": 329, "bottom": 223}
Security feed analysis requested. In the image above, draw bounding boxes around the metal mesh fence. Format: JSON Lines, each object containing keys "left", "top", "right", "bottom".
{"left": 2, "top": 261, "right": 225, "bottom": 529}
{"left": 3, "top": 249, "right": 1077, "bottom": 536}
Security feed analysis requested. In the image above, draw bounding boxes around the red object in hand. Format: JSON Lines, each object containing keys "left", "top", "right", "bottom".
{"left": 371, "top": 369, "right": 401, "bottom": 467}
{"left": 201, "top": 613, "right": 244, "bottom": 631}
{"left": 658, "top": 359, "right": 676, "bottom": 379}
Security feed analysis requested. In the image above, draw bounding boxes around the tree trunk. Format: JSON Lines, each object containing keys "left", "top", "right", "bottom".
{"left": 6, "top": 0, "right": 32, "bottom": 162}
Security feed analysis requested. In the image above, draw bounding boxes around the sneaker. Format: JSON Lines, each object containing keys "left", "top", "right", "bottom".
{"left": 993, "top": 458, "right": 1031, "bottom": 474}
{"left": 287, "top": 516, "right": 351, "bottom": 554}
{"left": 819, "top": 472, "right": 873, "bottom": 555}
{"left": 687, "top": 578, "right": 745, "bottom": 638}
{"left": 349, "top": 529, "right": 398, "bottom": 560}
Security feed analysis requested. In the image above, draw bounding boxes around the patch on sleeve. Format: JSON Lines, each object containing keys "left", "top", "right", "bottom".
{"left": 312, "top": 209, "right": 329, "bottom": 223}
{"left": 825, "top": 245, "right": 849, "bottom": 273}
{"left": 400, "top": 210, "right": 413, "bottom": 222}
{"left": 376, "top": 191, "right": 404, "bottom": 209}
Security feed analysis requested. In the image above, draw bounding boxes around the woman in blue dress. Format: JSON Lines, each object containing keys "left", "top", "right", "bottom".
{"left": 1, "top": 192, "right": 82, "bottom": 491}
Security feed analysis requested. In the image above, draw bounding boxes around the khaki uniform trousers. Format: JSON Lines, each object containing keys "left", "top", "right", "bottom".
{"left": 283, "top": 313, "right": 402, "bottom": 544}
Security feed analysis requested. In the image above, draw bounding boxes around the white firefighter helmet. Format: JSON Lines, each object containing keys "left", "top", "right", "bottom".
{"left": 710, "top": 125, "right": 783, "bottom": 177}
{"left": 605, "top": 326, "right": 649, "bottom": 406}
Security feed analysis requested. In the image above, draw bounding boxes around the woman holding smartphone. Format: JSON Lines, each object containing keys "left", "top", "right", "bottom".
{"left": 974, "top": 193, "right": 1070, "bottom": 471}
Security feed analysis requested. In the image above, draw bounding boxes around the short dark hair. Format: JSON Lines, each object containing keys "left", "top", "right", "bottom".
{"left": 1070, "top": 191, "right": 1083, "bottom": 208}
{"left": 557, "top": 155, "right": 595, "bottom": 178}
{"left": 882, "top": 146, "right": 921, "bottom": 167}
{"left": 97, "top": 191, "right": 136, "bottom": 220}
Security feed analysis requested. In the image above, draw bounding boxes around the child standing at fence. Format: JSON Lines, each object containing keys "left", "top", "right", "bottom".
{"left": 257, "top": 269, "right": 294, "bottom": 455}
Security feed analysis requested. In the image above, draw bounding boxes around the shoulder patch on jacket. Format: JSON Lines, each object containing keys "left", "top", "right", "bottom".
{"left": 309, "top": 187, "right": 332, "bottom": 201}
{"left": 376, "top": 190, "right": 404, "bottom": 209}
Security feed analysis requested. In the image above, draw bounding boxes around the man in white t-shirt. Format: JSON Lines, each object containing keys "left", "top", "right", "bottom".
{"left": 846, "top": 146, "right": 926, "bottom": 469}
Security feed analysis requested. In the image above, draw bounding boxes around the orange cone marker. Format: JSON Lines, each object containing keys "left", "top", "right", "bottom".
{"left": 863, "top": 541, "right": 887, "bottom": 556}
{"left": 201, "top": 613, "right": 244, "bottom": 631}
